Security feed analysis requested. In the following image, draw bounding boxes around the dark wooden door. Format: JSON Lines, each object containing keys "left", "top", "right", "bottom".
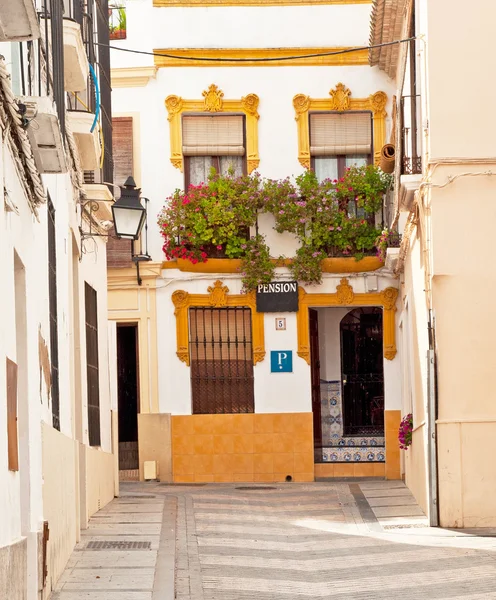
{"left": 309, "top": 309, "right": 322, "bottom": 448}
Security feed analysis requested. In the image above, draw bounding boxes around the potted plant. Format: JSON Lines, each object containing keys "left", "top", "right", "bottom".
{"left": 109, "top": 5, "right": 126, "bottom": 40}
{"left": 398, "top": 413, "right": 413, "bottom": 450}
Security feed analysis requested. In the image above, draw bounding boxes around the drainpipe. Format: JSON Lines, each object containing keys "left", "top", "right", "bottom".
{"left": 427, "top": 309, "right": 439, "bottom": 527}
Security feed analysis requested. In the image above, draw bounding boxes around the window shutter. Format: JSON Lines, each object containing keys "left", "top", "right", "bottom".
{"left": 310, "top": 112, "right": 372, "bottom": 156}
{"left": 182, "top": 115, "right": 245, "bottom": 156}
{"left": 6, "top": 358, "right": 19, "bottom": 472}
{"left": 108, "top": 117, "right": 134, "bottom": 268}
{"left": 112, "top": 117, "right": 134, "bottom": 193}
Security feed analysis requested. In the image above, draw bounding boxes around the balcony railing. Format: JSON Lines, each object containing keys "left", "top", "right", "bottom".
{"left": 401, "top": 94, "right": 422, "bottom": 176}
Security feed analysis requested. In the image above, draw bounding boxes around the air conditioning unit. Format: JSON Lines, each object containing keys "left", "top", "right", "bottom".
{"left": 20, "top": 96, "right": 68, "bottom": 174}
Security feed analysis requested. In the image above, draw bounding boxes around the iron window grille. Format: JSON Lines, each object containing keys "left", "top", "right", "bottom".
{"left": 189, "top": 307, "right": 255, "bottom": 414}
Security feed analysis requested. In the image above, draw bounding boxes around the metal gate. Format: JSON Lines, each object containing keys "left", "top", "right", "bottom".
{"left": 340, "top": 307, "right": 384, "bottom": 436}
{"left": 189, "top": 307, "right": 254, "bottom": 414}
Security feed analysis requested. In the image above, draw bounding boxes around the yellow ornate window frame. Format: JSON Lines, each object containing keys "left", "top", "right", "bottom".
{"left": 165, "top": 84, "right": 260, "bottom": 174}
{"left": 292, "top": 82, "right": 388, "bottom": 169}
{"left": 297, "top": 278, "right": 398, "bottom": 364}
{"left": 171, "top": 280, "right": 266, "bottom": 366}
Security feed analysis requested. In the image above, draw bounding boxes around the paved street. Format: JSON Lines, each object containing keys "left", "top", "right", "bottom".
{"left": 53, "top": 481, "right": 496, "bottom": 600}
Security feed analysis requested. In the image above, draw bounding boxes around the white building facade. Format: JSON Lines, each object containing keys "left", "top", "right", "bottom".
{"left": 0, "top": 0, "right": 117, "bottom": 597}
{"left": 109, "top": 0, "right": 403, "bottom": 485}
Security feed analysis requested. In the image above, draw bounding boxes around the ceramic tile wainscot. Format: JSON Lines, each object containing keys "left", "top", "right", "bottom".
{"left": 171, "top": 413, "right": 314, "bottom": 483}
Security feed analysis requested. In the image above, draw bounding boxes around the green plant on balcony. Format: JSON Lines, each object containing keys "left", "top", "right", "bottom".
{"left": 158, "top": 168, "right": 263, "bottom": 264}
{"left": 264, "top": 166, "right": 391, "bottom": 284}
{"left": 109, "top": 5, "right": 126, "bottom": 40}
{"left": 158, "top": 165, "right": 391, "bottom": 290}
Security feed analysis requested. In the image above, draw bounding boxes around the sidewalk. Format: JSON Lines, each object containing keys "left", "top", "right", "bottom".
{"left": 52, "top": 492, "right": 170, "bottom": 600}
{"left": 53, "top": 481, "right": 496, "bottom": 600}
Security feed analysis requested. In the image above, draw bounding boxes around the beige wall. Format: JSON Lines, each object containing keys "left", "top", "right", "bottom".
{"left": 400, "top": 232, "right": 429, "bottom": 515}
{"left": 429, "top": 163, "right": 496, "bottom": 526}
{"left": 85, "top": 446, "right": 115, "bottom": 518}
{"left": 41, "top": 423, "right": 78, "bottom": 595}
{"left": 138, "top": 414, "right": 172, "bottom": 482}
{"left": 427, "top": 1, "right": 496, "bottom": 160}
{"left": 108, "top": 265, "right": 161, "bottom": 415}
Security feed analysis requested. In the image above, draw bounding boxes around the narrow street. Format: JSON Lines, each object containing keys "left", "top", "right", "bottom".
{"left": 53, "top": 482, "right": 496, "bottom": 600}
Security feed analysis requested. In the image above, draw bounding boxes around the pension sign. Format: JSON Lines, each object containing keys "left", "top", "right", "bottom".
{"left": 256, "top": 281, "right": 299, "bottom": 313}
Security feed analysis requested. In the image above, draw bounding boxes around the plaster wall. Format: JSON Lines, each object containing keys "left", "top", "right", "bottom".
{"left": 427, "top": 164, "right": 496, "bottom": 526}
{"left": 111, "top": 64, "right": 394, "bottom": 262}
{"left": 156, "top": 273, "right": 398, "bottom": 416}
{"left": 111, "top": 1, "right": 374, "bottom": 69}
{"left": 426, "top": 0, "right": 496, "bottom": 159}
{"left": 41, "top": 423, "right": 78, "bottom": 595}
{"left": 85, "top": 446, "right": 115, "bottom": 518}
{"left": 0, "top": 98, "right": 115, "bottom": 599}
{"left": 399, "top": 231, "right": 429, "bottom": 515}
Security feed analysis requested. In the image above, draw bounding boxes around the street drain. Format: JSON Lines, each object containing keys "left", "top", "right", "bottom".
{"left": 121, "top": 495, "right": 157, "bottom": 499}
{"left": 86, "top": 541, "right": 152, "bottom": 550}
{"left": 160, "top": 483, "right": 207, "bottom": 487}
{"left": 383, "top": 524, "right": 428, "bottom": 530}
{"left": 236, "top": 486, "right": 277, "bottom": 491}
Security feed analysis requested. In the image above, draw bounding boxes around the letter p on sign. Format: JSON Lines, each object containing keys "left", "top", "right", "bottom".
{"left": 270, "top": 350, "right": 293, "bottom": 373}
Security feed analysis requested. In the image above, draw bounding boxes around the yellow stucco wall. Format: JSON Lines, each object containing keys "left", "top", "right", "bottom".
{"left": 172, "top": 413, "right": 314, "bottom": 483}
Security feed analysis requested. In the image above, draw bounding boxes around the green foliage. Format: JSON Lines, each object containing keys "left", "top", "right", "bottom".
{"left": 240, "top": 235, "right": 275, "bottom": 293}
{"left": 158, "top": 165, "right": 391, "bottom": 289}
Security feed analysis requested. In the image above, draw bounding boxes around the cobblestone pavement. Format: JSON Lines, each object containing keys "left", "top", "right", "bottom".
{"left": 53, "top": 481, "right": 496, "bottom": 600}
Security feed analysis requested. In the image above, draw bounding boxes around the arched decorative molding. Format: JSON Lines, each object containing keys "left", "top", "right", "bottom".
{"left": 165, "top": 84, "right": 260, "bottom": 173}
{"left": 296, "top": 278, "right": 398, "bottom": 363}
{"left": 171, "top": 280, "right": 266, "bottom": 366}
{"left": 292, "top": 83, "right": 388, "bottom": 169}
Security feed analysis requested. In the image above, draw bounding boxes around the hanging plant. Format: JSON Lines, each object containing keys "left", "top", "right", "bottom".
{"left": 158, "top": 164, "right": 392, "bottom": 289}
{"left": 239, "top": 234, "right": 275, "bottom": 293}
{"left": 398, "top": 413, "right": 413, "bottom": 450}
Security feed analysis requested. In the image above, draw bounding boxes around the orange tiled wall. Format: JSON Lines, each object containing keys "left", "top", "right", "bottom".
{"left": 171, "top": 413, "right": 314, "bottom": 483}
{"left": 385, "top": 410, "right": 401, "bottom": 479}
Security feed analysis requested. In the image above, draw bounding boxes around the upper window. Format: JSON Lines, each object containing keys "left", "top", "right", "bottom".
{"left": 310, "top": 112, "right": 372, "bottom": 182}
{"left": 182, "top": 114, "right": 246, "bottom": 187}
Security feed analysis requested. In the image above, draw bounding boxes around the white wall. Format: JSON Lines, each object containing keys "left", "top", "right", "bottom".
{"left": 157, "top": 273, "right": 398, "bottom": 415}
{"left": 110, "top": 1, "right": 374, "bottom": 69}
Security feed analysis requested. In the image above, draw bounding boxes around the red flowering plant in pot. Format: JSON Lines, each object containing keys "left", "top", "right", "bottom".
{"left": 398, "top": 413, "right": 413, "bottom": 450}
{"left": 158, "top": 168, "right": 277, "bottom": 291}
{"left": 158, "top": 168, "right": 263, "bottom": 263}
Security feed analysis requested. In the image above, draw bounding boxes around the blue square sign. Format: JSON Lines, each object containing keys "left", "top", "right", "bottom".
{"left": 270, "top": 350, "right": 293, "bottom": 373}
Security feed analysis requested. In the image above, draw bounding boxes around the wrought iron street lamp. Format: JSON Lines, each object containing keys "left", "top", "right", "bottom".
{"left": 111, "top": 176, "right": 146, "bottom": 240}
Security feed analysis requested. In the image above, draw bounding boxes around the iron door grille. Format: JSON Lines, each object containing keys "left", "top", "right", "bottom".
{"left": 47, "top": 197, "right": 60, "bottom": 430}
{"left": 189, "top": 307, "right": 254, "bottom": 414}
{"left": 85, "top": 283, "right": 101, "bottom": 446}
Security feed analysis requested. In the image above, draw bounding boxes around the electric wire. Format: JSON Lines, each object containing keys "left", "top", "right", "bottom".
{"left": 96, "top": 36, "right": 416, "bottom": 63}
